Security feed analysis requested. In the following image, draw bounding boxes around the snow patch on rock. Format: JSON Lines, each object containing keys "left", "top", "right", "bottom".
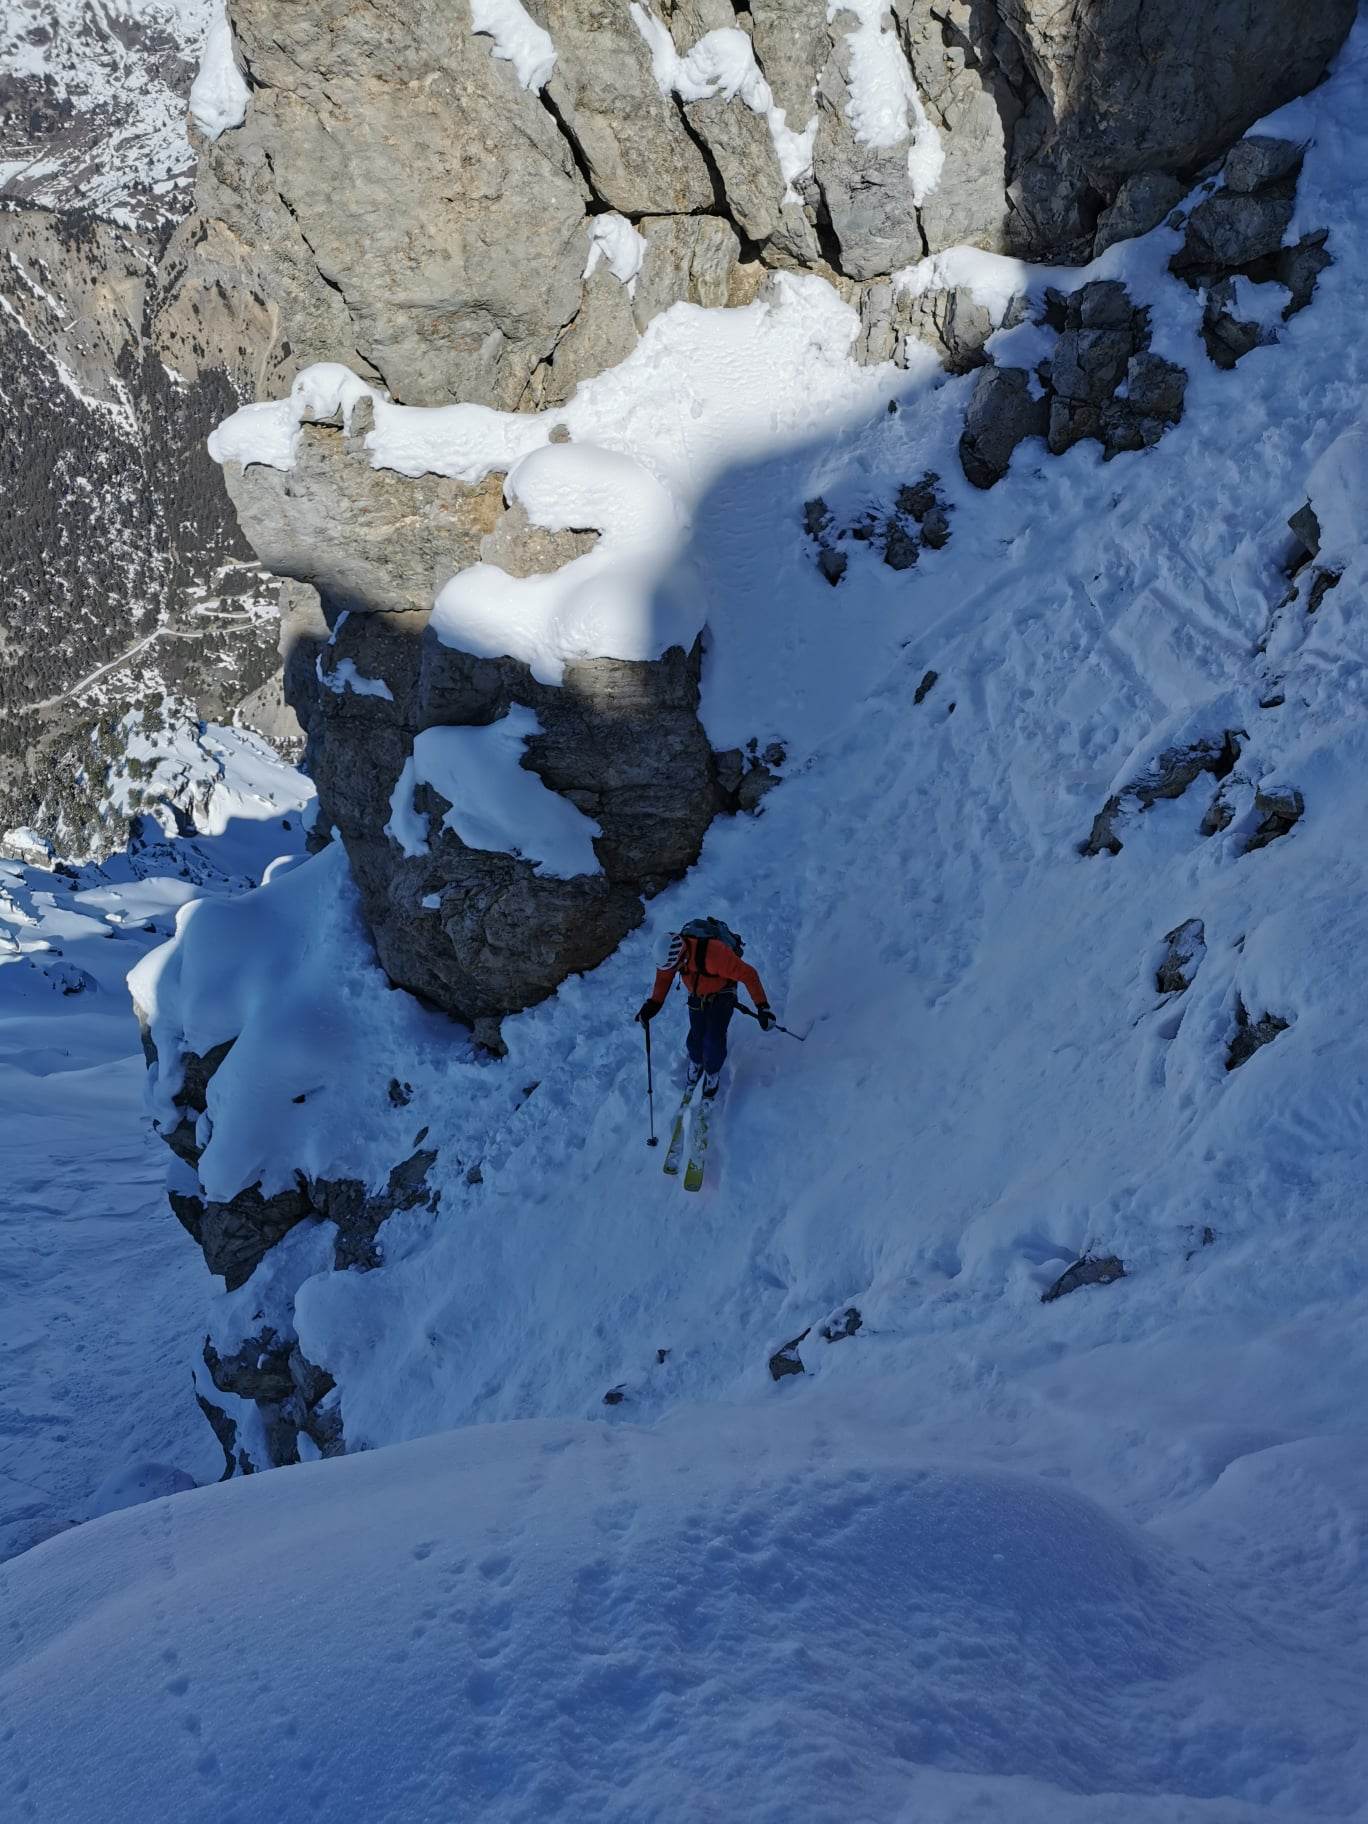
{"left": 188, "top": 3, "right": 248, "bottom": 141}
{"left": 630, "top": 5, "right": 817, "bottom": 195}
{"left": 583, "top": 214, "right": 649, "bottom": 294}
{"left": 385, "top": 707, "right": 604, "bottom": 877}
{"left": 468, "top": 0, "right": 557, "bottom": 93}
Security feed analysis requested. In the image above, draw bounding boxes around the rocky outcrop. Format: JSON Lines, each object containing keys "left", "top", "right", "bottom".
{"left": 1169, "top": 138, "right": 1332, "bottom": 371}
{"left": 1226, "top": 999, "right": 1289, "bottom": 1071}
{"left": 219, "top": 418, "right": 722, "bottom": 1030}
{"left": 1081, "top": 731, "right": 1243, "bottom": 857}
{"left": 202, "top": 1332, "right": 343, "bottom": 1469}
{"left": 139, "top": 1020, "right": 441, "bottom": 1290}
{"left": 166, "top": 1, "right": 1355, "bottom": 419}
{"left": 997, "top": 1, "right": 1353, "bottom": 259}
{"left": 959, "top": 280, "right": 1187, "bottom": 489}
{"left": 1041, "top": 1255, "right": 1126, "bottom": 1303}
{"left": 1156, "top": 919, "right": 1206, "bottom": 996}
{"left": 959, "top": 365, "right": 1048, "bottom": 490}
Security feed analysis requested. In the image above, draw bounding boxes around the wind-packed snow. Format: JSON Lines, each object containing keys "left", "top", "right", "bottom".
{"left": 468, "top": 0, "right": 557, "bottom": 92}
{"left": 1303, "top": 425, "right": 1368, "bottom": 569}
{"left": 187, "top": 2, "right": 248, "bottom": 141}
{"left": 828, "top": 0, "right": 944, "bottom": 201}
{"left": 583, "top": 212, "right": 649, "bottom": 294}
{"left": 385, "top": 707, "right": 604, "bottom": 877}
{"left": 630, "top": 4, "right": 817, "bottom": 194}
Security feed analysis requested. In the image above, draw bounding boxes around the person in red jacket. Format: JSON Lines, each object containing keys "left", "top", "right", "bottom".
{"left": 636, "top": 919, "right": 775, "bottom": 1097}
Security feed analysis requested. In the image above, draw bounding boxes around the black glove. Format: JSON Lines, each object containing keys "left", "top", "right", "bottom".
{"left": 756, "top": 1004, "right": 777, "bottom": 1032}
{"left": 636, "top": 999, "right": 662, "bottom": 1025}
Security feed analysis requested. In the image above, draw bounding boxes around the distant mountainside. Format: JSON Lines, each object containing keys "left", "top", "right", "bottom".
{"left": 0, "top": 0, "right": 210, "bottom": 227}
{"left": 0, "top": 1, "right": 292, "bottom": 862}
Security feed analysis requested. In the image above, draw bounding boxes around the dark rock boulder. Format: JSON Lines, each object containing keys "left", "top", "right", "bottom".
{"left": 1245, "top": 788, "right": 1304, "bottom": 853}
{"left": 1093, "top": 172, "right": 1185, "bottom": 254}
{"left": 1222, "top": 136, "right": 1306, "bottom": 195}
{"left": 223, "top": 430, "right": 722, "bottom": 1030}
{"left": 1041, "top": 1255, "right": 1126, "bottom": 1303}
{"left": 1180, "top": 188, "right": 1298, "bottom": 274}
{"left": 1156, "top": 918, "right": 1206, "bottom": 995}
{"left": 1170, "top": 138, "right": 1331, "bottom": 369}
{"left": 819, "top": 1306, "right": 863, "bottom": 1342}
{"left": 959, "top": 366, "right": 1048, "bottom": 489}
{"left": 173, "top": 1182, "right": 315, "bottom": 1291}
{"left": 1227, "top": 997, "right": 1289, "bottom": 1070}
{"left": 963, "top": 281, "right": 1187, "bottom": 486}
{"left": 768, "top": 1330, "right": 811, "bottom": 1380}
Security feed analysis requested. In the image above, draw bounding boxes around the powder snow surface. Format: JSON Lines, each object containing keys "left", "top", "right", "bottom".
{"left": 385, "top": 707, "right": 603, "bottom": 878}
{"left": 11, "top": 21, "right": 1368, "bottom": 1824}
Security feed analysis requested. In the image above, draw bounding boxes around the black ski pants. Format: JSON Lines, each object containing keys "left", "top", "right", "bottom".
{"left": 687, "top": 993, "right": 735, "bottom": 1075}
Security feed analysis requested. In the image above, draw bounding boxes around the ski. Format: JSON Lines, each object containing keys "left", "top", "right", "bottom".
{"left": 682, "top": 1094, "right": 714, "bottom": 1192}
{"left": 662, "top": 1082, "right": 697, "bottom": 1176}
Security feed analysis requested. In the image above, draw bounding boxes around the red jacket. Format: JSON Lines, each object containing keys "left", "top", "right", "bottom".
{"left": 651, "top": 933, "right": 768, "bottom": 1008}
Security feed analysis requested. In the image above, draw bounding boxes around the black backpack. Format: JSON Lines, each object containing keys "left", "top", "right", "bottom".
{"left": 677, "top": 916, "right": 744, "bottom": 990}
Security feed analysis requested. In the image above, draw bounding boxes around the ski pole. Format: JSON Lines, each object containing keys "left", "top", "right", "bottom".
{"left": 643, "top": 1019, "right": 658, "bottom": 1145}
{"left": 735, "top": 1003, "right": 809, "bottom": 1042}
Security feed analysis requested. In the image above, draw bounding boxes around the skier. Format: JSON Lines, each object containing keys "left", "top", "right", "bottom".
{"left": 636, "top": 916, "right": 775, "bottom": 1099}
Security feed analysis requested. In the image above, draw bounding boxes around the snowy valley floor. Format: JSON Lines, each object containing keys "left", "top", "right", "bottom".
{"left": 0, "top": 734, "right": 310, "bottom": 1559}
{"left": 5, "top": 32, "right": 1368, "bottom": 1824}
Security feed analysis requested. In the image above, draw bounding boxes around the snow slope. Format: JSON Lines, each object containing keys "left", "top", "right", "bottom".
{"left": 7, "top": 21, "right": 1368, "bottom": 1824}
{"left": 5, "top": 1398, "right": 1359, "bottom": 1824}
{"left": 0, "top": 731, "right": 310, "bottom": 1560}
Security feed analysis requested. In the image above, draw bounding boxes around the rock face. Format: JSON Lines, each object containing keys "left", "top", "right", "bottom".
{"left": 169, "top": 1, "right": 1356, "bottom": 410}
{"left": 959, "top": 280, "right": 1187, "bottom": 489}
{"left": 997, "top": 0, "right": 1353, "bottom": 258}
{"left": 1168, "top": 139, "right": 1332, "bottom": 372}
{"left": 221, "top": 419, "right": 721, "bottom": 1031}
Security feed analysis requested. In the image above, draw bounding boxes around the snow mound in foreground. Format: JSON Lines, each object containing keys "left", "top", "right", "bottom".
{"left": 0, "top": 1402, "right": 1311, "bottom": 1824}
